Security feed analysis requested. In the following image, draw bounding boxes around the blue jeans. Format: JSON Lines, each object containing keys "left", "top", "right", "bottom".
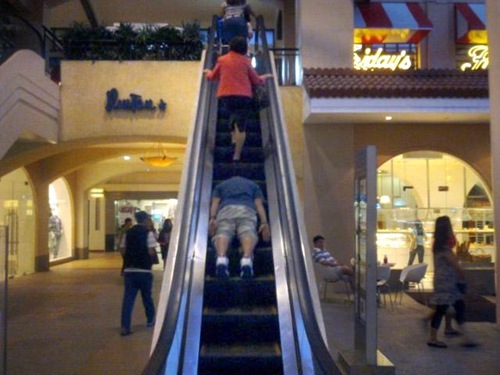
{"left": 121, "top": 272, "right": 155, "bottom": 330}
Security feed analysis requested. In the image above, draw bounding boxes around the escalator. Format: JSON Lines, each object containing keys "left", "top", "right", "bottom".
{"left": 198, "top": 96, "right": 281, "bottom": 374}
{"left": 143, "top": 16, "right": 340, "bottom": 375}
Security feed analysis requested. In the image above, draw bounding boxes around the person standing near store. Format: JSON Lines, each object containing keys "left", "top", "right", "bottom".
{"left": 158, "top": 218, "right": 173, "bottom": 269}
{"left": 204, "top": 36, "right": 272, "bottom": 162}
{"left": 408, "top": 219, "right": 426, "bottom": 265}
{"left": 119, "top": 211, "right": 157, "bottom": 336}
{"left": 427, "top": 215, "right": 478, "bottom": 348}
{"left": 118, "top": 217, "right": 133, "bottom": 275}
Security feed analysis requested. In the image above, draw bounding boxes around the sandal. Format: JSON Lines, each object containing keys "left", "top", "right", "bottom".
{"left": 427, "top": 341, "right": 447, "bottom": 348}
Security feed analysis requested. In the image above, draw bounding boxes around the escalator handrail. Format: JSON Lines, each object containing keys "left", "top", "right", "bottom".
{"left": 142, "top": 16, "right": 219, "bottom": 375}
{"left": 255, "top": 15, "right": 339, "bottom": 375}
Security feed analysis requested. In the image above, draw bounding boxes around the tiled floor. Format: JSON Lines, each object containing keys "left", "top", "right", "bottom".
{"left": 6, "top": 252, "right": 500, "bottom": 375}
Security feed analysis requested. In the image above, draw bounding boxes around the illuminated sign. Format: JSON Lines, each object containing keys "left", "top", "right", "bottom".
{"left": 460, "top": 45, "right": 489, "bottom": 71}
{"left": 353, "top": 45, "right": 413, "bottom": 71}
{"left": 105, "top": 88, "right": 167, "bottom": 113}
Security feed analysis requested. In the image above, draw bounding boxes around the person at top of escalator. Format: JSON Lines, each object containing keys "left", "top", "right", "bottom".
{"left": 209, "top": 175, "right": 270, "bottom": 279}
{"left": 204, "top": 36, "right": 272, "bottom": 162}
{"left": 220, "top": 0, "right": 254, "bottom": 43}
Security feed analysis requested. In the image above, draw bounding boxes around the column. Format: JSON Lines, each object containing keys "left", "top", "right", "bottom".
{"left": 486, "top": 0, "right": 500, "bottom": 328}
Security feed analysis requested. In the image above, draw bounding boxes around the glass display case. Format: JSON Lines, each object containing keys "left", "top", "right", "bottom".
{"left": 376, "top": 207, "right": 495, "bottom": 268}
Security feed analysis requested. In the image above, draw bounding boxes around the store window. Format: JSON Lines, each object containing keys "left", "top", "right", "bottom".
{"left": 49, "top": 178, "right": 73, "bottom": 261}
{"left": 114, "top": 198, "right": 178, "bottom": 250}
{"left": 0, "top": 168, "right": 35, "bottom": 276}
{"left": 376, "top": 151, "right": 493, "bottom": 271}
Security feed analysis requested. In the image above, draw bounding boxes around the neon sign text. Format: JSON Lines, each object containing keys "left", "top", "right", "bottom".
{"left": 460, "top": 45, "right": 489, "bottom": 71}
{"left": 353, "top": 45, "right": 412, "bottom": 71}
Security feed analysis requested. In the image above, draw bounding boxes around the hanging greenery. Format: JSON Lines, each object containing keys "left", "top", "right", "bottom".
{"left": 62, "top": 20, "right": 203, "bottom": 61}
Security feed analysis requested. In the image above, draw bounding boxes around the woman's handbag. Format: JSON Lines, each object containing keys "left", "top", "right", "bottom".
{"left": 252, "top": 85, "right": 270, "bottom": 111}
{"left": 151, "top": 251, "right": 160, "bottom": 265}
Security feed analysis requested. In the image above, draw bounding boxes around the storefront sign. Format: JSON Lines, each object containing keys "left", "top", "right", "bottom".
{"left": 354, "top": 45, "right": 413, "bottom": 71}
{"left": 460, "top": 45, "right": 489, "bottom": 71}
{"left": 105, "top": 88, "right": 167, "bottom": 113}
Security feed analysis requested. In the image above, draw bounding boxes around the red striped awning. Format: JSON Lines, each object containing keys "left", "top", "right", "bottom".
{"left": 354, "top": 2, "right": 433, "bottom": 44}
{"left": 455, "top": 3, "right": 487, "bottom": 44}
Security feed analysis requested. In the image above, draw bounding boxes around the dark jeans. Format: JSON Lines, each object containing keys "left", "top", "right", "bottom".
{"left": 121, "top": 272, "right": 155, "bottom": 330}
{"left": 431, "top": 299, "right": 466, "bottom": 329}
{"left": 408, "top": 245, "right": 424, "bottom": 265}
{"left": 219, "top": 96, "right": 253, "bottom": 132}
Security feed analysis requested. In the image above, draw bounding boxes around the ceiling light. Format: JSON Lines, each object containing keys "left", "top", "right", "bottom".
{"left": 385, "top": 116, "right": 393, "bottom": 121}
{"left": 123, "top": 155, "right": 131, "bottom": 161}
{"left": 140, "top": 156, "right": 177, "bottom": 167}
{"left": 140, "top": 144, "right": 177, "bottom": 167}
{"left": 380, "top": 195, "right": 391, "bottom": 204}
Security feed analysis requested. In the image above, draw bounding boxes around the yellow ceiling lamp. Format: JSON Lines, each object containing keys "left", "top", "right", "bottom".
{"left": 140, "top": 144, "right": 177, "bottom": 167}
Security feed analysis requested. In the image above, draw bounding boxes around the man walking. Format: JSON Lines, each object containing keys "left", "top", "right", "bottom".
{"left": 119, "top": 211, "right": 157, "bottom": 336}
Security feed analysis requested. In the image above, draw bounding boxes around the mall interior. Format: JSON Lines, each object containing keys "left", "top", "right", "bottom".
{"left": 1, "top": 0, "right": 500, "bottom": 373}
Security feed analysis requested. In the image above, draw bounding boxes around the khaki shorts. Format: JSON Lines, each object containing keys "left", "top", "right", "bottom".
{"left": 212, "top": 205, "right": 258, "bottom": 244}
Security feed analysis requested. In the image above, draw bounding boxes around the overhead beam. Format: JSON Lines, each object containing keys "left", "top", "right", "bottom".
{"left": 79, "top": 0, "right": 99, "bottom": 27}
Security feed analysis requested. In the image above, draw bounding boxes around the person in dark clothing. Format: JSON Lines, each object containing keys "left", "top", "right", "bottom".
{"left": 158, "top": 218, "right": 173, "bottom": 269}
{"left": 119, "top": 211, "right": 157, "bottom": 336}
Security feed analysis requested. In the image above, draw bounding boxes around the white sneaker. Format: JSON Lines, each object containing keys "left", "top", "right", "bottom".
{"left": 216, "top": 256, "right": 229, "bottom": 279}
{"left": 240, "top": 257, "right": 253, "bottom": 279}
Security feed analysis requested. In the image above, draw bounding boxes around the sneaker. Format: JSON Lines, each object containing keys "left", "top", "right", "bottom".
{"left": 120, "top": 327, "right": 132, "bottom": 336}
{"left": 216, "top": 256, "right": 229, "bottom": 279}
{"left": 240, "top": 257, "right": 254, "bottom": 279}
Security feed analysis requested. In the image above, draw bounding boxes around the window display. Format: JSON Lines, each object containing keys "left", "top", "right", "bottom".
{"left": 377, "top": 152, "right": 494, "bottom": 269}
{"left": 48, "top": 179, "right": 72, "bottom": 261}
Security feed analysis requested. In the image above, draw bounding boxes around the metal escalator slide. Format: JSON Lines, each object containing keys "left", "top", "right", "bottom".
{"left": 143, "top": 15, "right": 340, "bottom": 375}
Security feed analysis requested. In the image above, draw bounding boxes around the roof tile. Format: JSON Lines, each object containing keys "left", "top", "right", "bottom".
{"left": 303, "top": 68, "right": 489, "bottom": 99}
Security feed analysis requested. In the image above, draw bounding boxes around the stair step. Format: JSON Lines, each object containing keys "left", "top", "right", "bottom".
{"left": 203, "top": 305, "right": 277, "bottom": 317}
{"left": 203, "top": 275, "right": 277, "bottom": 308}
{"left": 201, "top": 306, "right": 279, "bottom": 344}
{"left": 200, "top": 342, "right": 282, "bottom": 357}
{"left": 199, "top": 343, "right": 283, "bottom": 375}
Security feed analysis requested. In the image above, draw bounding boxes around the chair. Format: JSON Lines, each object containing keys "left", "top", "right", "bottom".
{"left": 377, "top": 265, "right": 393, "bottom": 310}
{"left": 316, "top": 263, "right": 352, "bottom": 302}
{"left": 397, "top": 263, "right": 428, "bottom": 305}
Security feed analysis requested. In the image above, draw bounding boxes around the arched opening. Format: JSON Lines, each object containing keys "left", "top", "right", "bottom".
{"left": 49, "top": 178, "right": 73, "bottom": 261}
{"left": 376, "top": 151, "right": 493, "bottom": 271}
{"left": 0, "top": 168, "right": 35, "bottom": 276}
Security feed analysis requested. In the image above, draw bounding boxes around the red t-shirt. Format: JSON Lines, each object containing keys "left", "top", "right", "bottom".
{"left": 206, "top": 51, "right": 265, "bottom": 98}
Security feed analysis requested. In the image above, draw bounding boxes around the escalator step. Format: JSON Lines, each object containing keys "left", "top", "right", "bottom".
{"left": 199, "top": 342, "right": 283, "bottom": 375}
{"left": 203, "top": 276, "right": 277, "bottom": 308}
{"left": 201, "top": 306, "right": 279, "bottom": 344}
